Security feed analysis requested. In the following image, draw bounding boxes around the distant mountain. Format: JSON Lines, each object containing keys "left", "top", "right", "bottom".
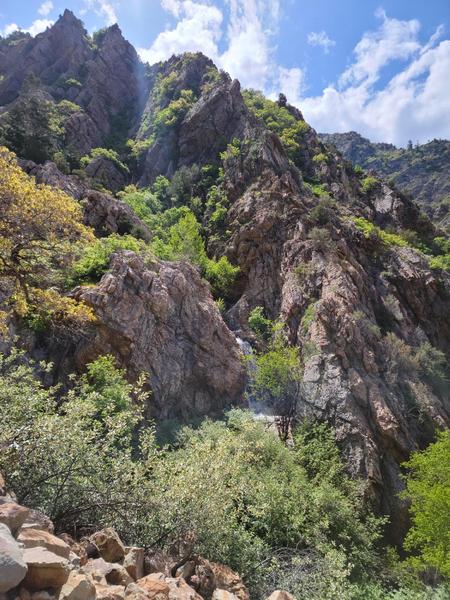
{"left": 319, "top": 131, "right": 450, "bottom": 229}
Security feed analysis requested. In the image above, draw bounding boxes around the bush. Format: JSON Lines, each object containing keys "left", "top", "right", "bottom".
{"left": 0, "top": 349, "right": 155, "bottom": 537}
{"left": 69, "top": 234, "right": 151, "bottom": 285}
{"left": 153, "top": 89, "right": 196, "bottom": 138}
{"left": 81, "top": 147, "right": 129, "bottom": 173}
{"left": 242, "top": 89, "right": 309, "bottom": 164}
{"left": 248, "top": 306, "right": 273, "bottom": 340}
{"left": 401, "top": 431, "right": 450, "bottom": 578}
{"left": 151, "top": 210, "right": 239, "bottom": 297}
{"left": 352, "top": 217, "right": 409, "bottom": 248}
{"left": 361, "top": 176, "right": 378, "bottom": 193}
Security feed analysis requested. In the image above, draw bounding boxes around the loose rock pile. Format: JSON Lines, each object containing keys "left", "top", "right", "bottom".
{"left": 0, "top": 473, "right": 291, "bottom": 599}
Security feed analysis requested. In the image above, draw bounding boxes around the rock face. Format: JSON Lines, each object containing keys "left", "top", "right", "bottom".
{"left": 91, "top": 528, "right": 126, "bottom": 563}
{"left": 72, "top": 252, "right": 246, "bottom": 419}
{"left": 0, "top": 10, "right": 144, "bottom": 155}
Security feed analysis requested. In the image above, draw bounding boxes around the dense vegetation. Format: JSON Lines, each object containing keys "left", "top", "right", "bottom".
{"left": 0, "top": 146, "right": 94, "bottom": 331}
{"left": 0, "top": 348, "right": 448, "bottom": 599}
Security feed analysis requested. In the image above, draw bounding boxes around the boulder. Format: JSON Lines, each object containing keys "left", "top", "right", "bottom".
{"left": 0, "top": 522, "right": 27, "bottom": 592}
{"left": 20, "top": 510, "right": 55, "bottom": 534}
{"left": 84, "top": 558, "right": 133, "bottom": 586}
{"left": 0, "top": 472, "right": 5, "bottom": 496}
{"left": 94, "top": 583, "right": 125, "bottom": 600}
{"left": 58, "top": 572, "right": 96, "bottom": 600}
{"left": 90, "top": 528, "right": 126, "bottom": 563}
{"left": 266, "top": 593, "right": 296, "bottom": 600}
{"left": 23, "top": 547, "right": 70, "bottom": 590}
{"left": 123, "top": 547, "right": 145, "bottom": 580}
{"left": 135, "top": 575, "right": 201, "bottom": 600}
{"left": 212, "top": 592, "right": 240, "bottom": 600}
{"left": 73, "top": 253, "right": 246, "bottom": 421}
{"left": 0, "top": 502, "right": 30, "bottom": 535}
{"left": 18, "top": 529, "right": 70, "bottom": 559}
{"left": 208, "top": 563, "right": 248, "bottom": 600}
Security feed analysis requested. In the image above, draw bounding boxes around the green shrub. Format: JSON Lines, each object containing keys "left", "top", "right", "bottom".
{"left": 401, "top": 431, "right": 450, "bottom": 578}
{"left": 361, "top": 176, "right": 378, "bottom": 193}
{"left": 429, "top": 254, "right": 450, "bottom": 272}
{"left": 151, "top": 210, "right": 239, "bottom": 297}
{"left": 248, "top": 306, "right": 273, "bottom": 340}
{"left": 301, "top": 302, "right": 316, "bottom": 334}
{"left": 312, "top": 152, "right": 328, "bottom": 164}
{"left": 0, "top": 349, "right": 155, "bottom": 536}
{"left": 352, "top": 217, "right": 409, "bottom": 248}
{"left": 69, "top": 234, "right": 150, "bottom": 285}
{"left": 153, "top": 89, "right": 196, "bottom": 138}
{"left": 81, "top": 147, "right": 129, "bottom": 173}
{"left": 117, "top": 185, "right": 161, "bottom": 221}
{"left": 242, "top": 89, "right": 309, "bottom": 163}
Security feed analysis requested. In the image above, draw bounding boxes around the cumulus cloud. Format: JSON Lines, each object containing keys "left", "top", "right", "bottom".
{"left": 307, "top": 31, "right": 336, "bottom": 53}
{"left": 138, "top": 0, "right": 282, "bottom": 92}
{"left": 83, "top": 0, "right": 118, "bottom": 26}
{"left": 300, "top": 12, "right": 450, "bottom": 145}
{"left": 139, "top": 1, "right": 223, "bottom": 65}
{"left": 1, "top": 18, "right": 53, "bottom": 38}
{"left": 135, "top": 3, "right": 450, "bottom": 146}
{"left": 38, "top": 1, "right": 54, "bottom": 17}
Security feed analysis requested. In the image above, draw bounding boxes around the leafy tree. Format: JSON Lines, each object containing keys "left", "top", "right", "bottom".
{"left": 0, "top": 147, "right": 94, "bottom": 327}
{"left": 151, "top": 210, "right": 239, "bottom": 297}
{"left": 0, "top": 349, "right": 156, "bottom": 537}
{"left": 401, "top": 431, "right": 450, "bottom": 578}
{"left": 251, "top": 337, "right": 303, "bottom": 441}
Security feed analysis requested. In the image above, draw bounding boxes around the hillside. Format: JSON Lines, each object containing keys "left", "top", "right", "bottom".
{"left": 0, "top": 10, "right": 449, "bottom": 599}
{"left": 320, "top": 131, "right": 450, "bottom": 229}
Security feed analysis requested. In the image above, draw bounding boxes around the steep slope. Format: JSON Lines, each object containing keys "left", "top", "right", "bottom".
{"left": 0, "top": 13, "right": 449, "bottom": 543}
{"left": 320, "top": 131, "right": 450, "bottom": 228}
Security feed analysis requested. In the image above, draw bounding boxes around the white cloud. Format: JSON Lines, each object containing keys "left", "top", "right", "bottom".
{"left": 307, "top": 31, "right": 336, "bottom": 53}
{"left": 83, "top": 0, "right": 118, "bottom": 26}
{"left": 339, "top": 9, "right": 420, "bottom": 87}
{"left": 1, "top": 18, "right": 53, "bottom": 37}
{"left": 276, "top": 66, "right": 304, "bottom": 105}
{"left": 299, "top": 13, "right": 450, "bottom": 146}
{"left": 1, "top": 23, "right": 20, "bottom": 37}
{"left": 139, "top": 0, "right": 283, "bottom": 93}
{"left": 38, "top": 1, "right": 54, "bottom": 17}
{"left": 27, "top": 18, "right": 54, "bottom": 36}
{"left": 139, "top": 1, "right": 222, "bottom": 64}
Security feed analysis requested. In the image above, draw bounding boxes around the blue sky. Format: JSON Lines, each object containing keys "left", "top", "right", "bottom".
{"left": 1, "top": 0, "right": 450, "bottom": 146}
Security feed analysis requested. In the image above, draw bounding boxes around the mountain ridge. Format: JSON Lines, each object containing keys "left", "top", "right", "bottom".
{"left": 0, "top": 9, "right": 449, "bottom": 550}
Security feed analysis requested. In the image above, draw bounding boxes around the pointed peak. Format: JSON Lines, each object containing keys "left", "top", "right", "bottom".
{"left": 55, "top": 9, "right": 85, "bottom": 30}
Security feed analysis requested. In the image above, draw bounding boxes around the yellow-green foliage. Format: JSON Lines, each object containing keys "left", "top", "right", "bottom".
{"left": 153, "top": 89, "right": 196, "bottom": 137}
{"left": 69, "top": 234, "right": 152, "bottom": 285}
{"left": 352, "top": 217, "right": 409, "bottom": 248}
{"left": 81, "top": 147, "right": 129, "bottom": 173}
{"left": 312, "top": 152, "right": 328, "bottom": 164}
{"left": 402, "top": 431, "right": 450, "bottom": 578}
{"left": 361, "top": 176, "right": 378, "bottom": 193}
{"left": 0, "top": 146, "right": 94, "bottom": 327}
{"left": 242, "top": 89, "right": 309, "bottom": 162}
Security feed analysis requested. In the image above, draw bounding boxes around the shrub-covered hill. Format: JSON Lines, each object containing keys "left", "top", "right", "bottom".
{"left": 319, "top": 131, "right": 450, "bottom": 230}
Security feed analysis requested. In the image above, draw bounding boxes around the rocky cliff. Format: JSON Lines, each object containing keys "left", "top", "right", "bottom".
{"left": 320, "top": 131, "right": 450, "bottom": 229}
{"left": 0, "top": 10, "right": 449, "bottom": 544}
